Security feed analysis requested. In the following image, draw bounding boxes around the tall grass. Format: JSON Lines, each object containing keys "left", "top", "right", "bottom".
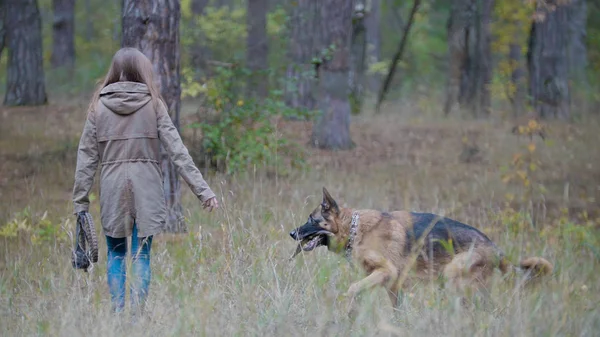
{"left": 1, "top": 103, "right": 599, "bottom": 336}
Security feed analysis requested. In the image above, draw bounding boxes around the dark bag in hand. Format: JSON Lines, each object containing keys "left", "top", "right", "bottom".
{"left": 71, "top": 211, "right": 99, "bottom": 272}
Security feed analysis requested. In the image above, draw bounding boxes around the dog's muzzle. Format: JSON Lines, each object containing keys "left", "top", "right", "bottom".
{"left": 289, "top": 229, "right": 299, "bottom": 240}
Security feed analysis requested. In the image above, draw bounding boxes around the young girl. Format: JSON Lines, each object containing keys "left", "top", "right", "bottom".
{"left": 72, "top": 47, "right": 218, "bottom": 314}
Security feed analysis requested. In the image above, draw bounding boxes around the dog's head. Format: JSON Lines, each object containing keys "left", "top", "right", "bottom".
{"left": 289, "top": 187, "right": 347, "bottom": 257}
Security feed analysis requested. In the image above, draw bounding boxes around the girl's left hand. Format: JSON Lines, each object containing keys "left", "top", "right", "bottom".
{"left": 203, "top": 197, "right": 219, "bottom": 212}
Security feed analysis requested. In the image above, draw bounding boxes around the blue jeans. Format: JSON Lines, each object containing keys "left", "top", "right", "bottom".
{"left": 106, "top": 222, "right": 153, "bottom": 314}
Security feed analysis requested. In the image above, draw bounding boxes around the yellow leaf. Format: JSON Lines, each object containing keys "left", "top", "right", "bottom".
{"left": 505, "top": 193, "right": 515, "bottom": 201}
{"left": 237, "top": 100, "right": 244, "bottom": 106}
{"left": 528, "top": 143, "right": 536, "bottom": 153}
{"left": 529, "top": 163, "right": 537, "bottom": 172}
{"left": 517, "top": 170, "right": 527, "bottom": 180}
{"left": 502, "top": 175, "right": 512, "bottom": 184}
{"left": 512, "top": 153, "right": 522, "bottom": 164}
{"left": 523, "top": 179, "right": 530, "bottom": 187}
{"left": 528, "top": 119, "right": 538, "bottom": 129}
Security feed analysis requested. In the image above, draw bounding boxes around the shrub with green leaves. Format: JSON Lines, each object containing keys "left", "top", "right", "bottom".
{"left": 184, "top": 65, "right": 316, "bottom": 176}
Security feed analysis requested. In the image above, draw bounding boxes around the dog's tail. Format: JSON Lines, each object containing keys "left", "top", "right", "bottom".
{"left": 499, "top": 256, "right": 554, "bottom": 281}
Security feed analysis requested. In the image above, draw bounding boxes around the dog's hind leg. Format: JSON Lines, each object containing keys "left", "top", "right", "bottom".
{"left": 442, "top": 247, "right": 498, "bottom": 306}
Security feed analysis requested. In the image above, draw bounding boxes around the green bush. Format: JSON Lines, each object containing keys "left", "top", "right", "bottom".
{"left": 183, "top": 64, "right": 316, "bottom": 176}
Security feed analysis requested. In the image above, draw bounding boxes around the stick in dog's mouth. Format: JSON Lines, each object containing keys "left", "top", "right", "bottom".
{"left": 289, "top": 235, "right": 324, "bottom": 260}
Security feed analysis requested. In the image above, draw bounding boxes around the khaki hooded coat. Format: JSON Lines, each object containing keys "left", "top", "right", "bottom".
{"left": 72, "top": 82, "right": 216, "bottom": 238}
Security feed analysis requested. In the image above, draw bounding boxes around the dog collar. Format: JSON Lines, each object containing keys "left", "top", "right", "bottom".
{"left": 344, "top": 211, "right": 360, "bottom": 260}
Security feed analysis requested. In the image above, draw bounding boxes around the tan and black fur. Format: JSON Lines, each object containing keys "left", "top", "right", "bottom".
{"left": 289, "top": 187, "right": 553, "bottom": 311}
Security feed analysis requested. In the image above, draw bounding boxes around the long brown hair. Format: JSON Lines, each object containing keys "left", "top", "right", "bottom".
{"left": 88, "top": 47, "right": 164, "bottom": 113}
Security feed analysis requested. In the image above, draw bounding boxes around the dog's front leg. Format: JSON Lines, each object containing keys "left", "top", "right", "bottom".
{"left": 345, "top": 269, "right": 392, "bottom": 299}
{"left": 344, "top": 268, "right": 394, "bottom": 319}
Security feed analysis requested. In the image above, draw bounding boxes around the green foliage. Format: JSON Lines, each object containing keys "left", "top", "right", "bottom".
{"left": 183, "top": 65, "right": 315, "bottom": 176}
{"left": 195, "top": 6, "right": 248, "bottom": 62}
{"left": 377, "top": 0, "right": 449, "bottom": 98}
{"left": 490, "top": 0, "right": 535, "bottom": 111}
{"left": 0, "top": 207, "right": 68, "bottom": 245}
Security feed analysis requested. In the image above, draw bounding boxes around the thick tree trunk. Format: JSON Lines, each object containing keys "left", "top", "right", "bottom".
{"left": 246, "top": 0, "right": 269, "bottom": 99}
{"left": 284, "top": 0, "right": 319, "bottom": 112}
{"left": 349, "top": 1, "right": 367, "bottom": 115}
{"left": 4, "top": 0, "right": 47, "bottom": 106}
{"left": 444, "top": 0, "right": 471, "bottom": 116}
{"left": 528, "top": 1, "right": 570, "bottom": 120}
{"left": 51, "top": 0, "right": 75, "bottom": 68}
{"left": 310, "top": 0, "right": 354, "bottom": 150}
{"left": 122, "top": 0, "right": 186, "bottom": 233}
{"left": 364, "top": 0, "right": 381, "bottom": 93}
{"left": 444, "top": 0, "right": 493, "bottom": 117}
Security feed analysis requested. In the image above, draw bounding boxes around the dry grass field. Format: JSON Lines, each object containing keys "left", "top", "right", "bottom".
{"left": 1, "top": 98, "right": 599, "bottom": 336}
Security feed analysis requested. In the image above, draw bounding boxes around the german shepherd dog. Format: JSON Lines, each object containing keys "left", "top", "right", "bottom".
{"left": 289, "top": 188, "right": 553, "bottom": 312}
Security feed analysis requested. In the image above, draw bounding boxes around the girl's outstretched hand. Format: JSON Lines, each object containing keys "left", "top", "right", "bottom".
{"left": 203, "top": 197, "right": 219, "bottom": 212}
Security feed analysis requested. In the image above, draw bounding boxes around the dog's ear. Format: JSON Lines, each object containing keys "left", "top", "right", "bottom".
{"left": 321, "top": 187, "right": 339, "bottom": 216}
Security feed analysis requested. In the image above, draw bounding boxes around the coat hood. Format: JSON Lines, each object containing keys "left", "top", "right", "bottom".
{"left": 99, "top": 82, "right": 152, "bottom": 115}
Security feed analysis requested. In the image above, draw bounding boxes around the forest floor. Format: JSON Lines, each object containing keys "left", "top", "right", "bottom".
{"left": 1, "top": 98, "right": 599, "bottom": 336}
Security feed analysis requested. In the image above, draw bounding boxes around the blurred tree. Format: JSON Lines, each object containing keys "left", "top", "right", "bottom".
{"left": 3, "top": 0, "right": 48, "bottom": 106}
{"left": 375, "top": 0, "right": 421, "bottom": 113}
{"left": 122, "top": 0, "right": 186, "bottom": 233}
{"left": 192, "top": 0, "right": 210, "bottom": 14}
{"left": 444, "top": 0, "right": 494, "bottom": 118}
{"left": 284, "top": 0, "right": 320, "bottom": 112}
{"left": 364, "top": 0, "right": 381, "bottom": 93}
{"left": 492, "top": 0, "right": 534, "bottom": 117}
{"left": 527, "top": 0, "right": 575, "bottom": 120}
{"left": 51, "top": 0, "right": 75, "bottom": 69}
{"left": 188, "top": 0, "right": 210, "bottom": 73}
{"left": 566, "top": 0, "right": 588, "bottom": 91}
{"left": 246, "top": 0, "right": 269, "bottom": 99}
{"left": 310, "top": 0, "right": 355, "bottom": 150}
{"left": 350, "top": 0, "right": 367, "bottom": 115}
{"left": 0, "top": 3, "right": 5, "bottom": 59}
{"left": 84, "top": 0, "right": 93, "bottom": 40}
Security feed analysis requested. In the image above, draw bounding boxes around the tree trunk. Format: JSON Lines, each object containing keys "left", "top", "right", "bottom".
{"left": 4, "top": 0, "right": 47, "bottom": 106}
{"left": 375, "top": 0, "right": 421, "bottom": 113}
{"left": 476, "top": 0, "right": 493, "bottom": 117}
{"left": 284, "top": 0, "right": 319, "bottom": 113}
{"left": 349, "top": 1, "right": 367, "bottom": 115}
{"left": 444, "top": 0, "right": 493, "bottom": 118}
{"left": 364, "top": 0, "right": 381, "bottom": 93}
{"left": 566, "top": 0, "right": 588, "bottom": 88}
{"left": 528, "top": 1, "right": 570, "bottom": 120}
{"left": 189, "top": 0, "right": 210, "bottom": 74}
{"left": 51, "top": 0, "right": 75, "bottom": 68}
{"left": 310, "top": 0, "right": 354, "bottom": 150}
{"left": 122, "top": 0, "right": 186, "bottom": 233}
{"left": 246, "top": 0, "right": 269, "bottom": 99}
